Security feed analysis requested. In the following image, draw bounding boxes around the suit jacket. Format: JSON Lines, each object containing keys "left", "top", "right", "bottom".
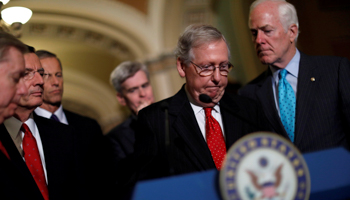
{"left": 0, "top": 115, "right": 80, "bottom": 200}
{"left": 239, "top": 52, "right": 350, "bottom": 153}
{"left": 106, "top": 115, "right": 137, "bottom": 164}
{"left": 63, "top": 109, "right": 115, "bottom": 199}
{"left": 127, "top": 85, "right": 268, "bottom": 181}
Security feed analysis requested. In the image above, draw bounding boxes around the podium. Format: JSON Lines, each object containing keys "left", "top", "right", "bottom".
{"left": 132, "top": 147, "right": 350, "bottom": 200}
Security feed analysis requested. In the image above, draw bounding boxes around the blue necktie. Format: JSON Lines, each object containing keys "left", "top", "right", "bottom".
{"left": 50, "top": 114, "right": 60, "bottom": 122}
{"left": 278, "top": 69, "right": 296, "bottom": 142}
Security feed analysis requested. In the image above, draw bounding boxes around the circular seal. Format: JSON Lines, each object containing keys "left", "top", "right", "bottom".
{"left": 220, "top": 132, "right": 310, "bottom": 200}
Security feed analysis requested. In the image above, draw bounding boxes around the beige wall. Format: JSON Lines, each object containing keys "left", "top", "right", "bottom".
{"left": 4, "top": 0, "right": 349, "bottom": 133}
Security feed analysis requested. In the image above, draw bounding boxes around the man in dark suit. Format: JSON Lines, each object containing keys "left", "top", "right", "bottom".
{"left": 239, "top": 0, "right": 350, "bottom": 153}
{"left": 32, "top": 50, "right": 114, "bottom": 198}
{"left": 33, "top": 50, "right": 103, "bottom": 137}
{"left": 0, "top": 31, "right": 34, "bottom": 200}
{"left": 123, "top": 24, "right": 267, "bottom": 183}
{"left": 107, "top": 61, "right": 154, "bottom": 162}
{"left": 2, "top": 46, "right": 82, "bottom": 199}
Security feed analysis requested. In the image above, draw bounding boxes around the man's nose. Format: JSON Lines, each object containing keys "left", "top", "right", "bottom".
{"left": 255, "top": 31, "right": 264, "bottom": 44}
{"left": 17, "top": 79, "right": 28, "bottom": 96}
{"left": 139, "top": 88, "right": 146, "bottom": 97}
{"left": 33, "top": 71, "right": 44, "bottom": 86}
{"left": 211, "top": 67, "right": 221, "bottom": 83}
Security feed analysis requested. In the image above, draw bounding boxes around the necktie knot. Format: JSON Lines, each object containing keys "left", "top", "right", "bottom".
{"left": 204, "top": 107, "right": 213, "bottom": 117}
{"left": 279, "top": 69, "right": 288, "bottom": 79}
{"left": 21, "top": 123, "right": 31, "bottom": 136}
{"left": 50, "top": 114, "right": 60, "bottom": 122}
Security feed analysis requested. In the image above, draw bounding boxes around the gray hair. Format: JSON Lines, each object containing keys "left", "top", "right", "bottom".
{"left": 35, "top": 50, "right": 63, "bottom": 70}
{"left": 110, "top": 61, "right": 150, "bottom": 93}
{"left": 250, "top": 0, "right": 299, "bottom": 41}
{"left": 174, "top": 24, "right": 230, "bottom": 65}
{"left": 0, "top": 31, "right": 28, "bottom": 62}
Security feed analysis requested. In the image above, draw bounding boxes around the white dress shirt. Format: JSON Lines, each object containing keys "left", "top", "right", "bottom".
{"left": 3, "top": 114, "right": 48, "bottom": 183}
{"left": 185, "top": 87, "right": 225, "bottom": 141}
{"left": 35, "top": 105, "right": 69, "bottom": 125}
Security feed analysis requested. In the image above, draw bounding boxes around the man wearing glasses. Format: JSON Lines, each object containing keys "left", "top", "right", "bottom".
{"left": 2, "top": 46, "right": 84, "bottom": 200}
{"left": 121, "top": 24, "right": 268, "bottom": 184}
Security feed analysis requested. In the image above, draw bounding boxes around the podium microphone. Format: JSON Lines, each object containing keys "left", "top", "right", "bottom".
{"left": 160, "top": 101, "right": 174, "bottom": 175}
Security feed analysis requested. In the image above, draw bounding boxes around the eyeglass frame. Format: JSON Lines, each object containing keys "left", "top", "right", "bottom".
{"left": 189, "top": 61, "right": 233, "bottom": 77}
{"left": 23, "top": 68, "right": 45, "bottom": 80}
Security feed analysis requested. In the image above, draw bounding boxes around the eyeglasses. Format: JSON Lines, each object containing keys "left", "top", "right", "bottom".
{"left": 23, "top": 68, "right": 45, "bottom": 80}
{"left": 43, "top": 72, "right": 63, "bottom": 80}
{"left": 190, "top": 61, "right": 233, "bottom": 77}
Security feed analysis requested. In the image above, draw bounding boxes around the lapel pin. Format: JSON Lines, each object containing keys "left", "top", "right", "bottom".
{"left": 311, "top": 77, "right": 315, "bottom": 82}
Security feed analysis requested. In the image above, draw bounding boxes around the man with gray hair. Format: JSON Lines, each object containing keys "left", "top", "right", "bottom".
{"left": 122, "top": 24, "right": 267, "bottom": 182}
{"left": 239, "top": 0, "right": 350, "bottom": 153}
{"left": 107, "top": 61, "right": 154, "bottom": 162}
{"left": 0, "top": 31, "right": 28, "bottom": 124}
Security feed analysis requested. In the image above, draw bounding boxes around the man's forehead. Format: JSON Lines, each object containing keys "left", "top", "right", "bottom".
{"left": 24, "top": 53, "right": 42, "bottom": 70}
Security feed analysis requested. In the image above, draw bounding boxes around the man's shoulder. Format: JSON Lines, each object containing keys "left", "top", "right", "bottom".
{"left": 106, "top": 116, "right": 135, "bottom": 137}
{"left": 141, "top": 90, "right": 181, "bottom": 114}
{"left": 238, "top": 69, "right": 270, "bottom": 98}
{"left": 63, "top": 109, "right": 103, "bottom": 135}
{"left": 34, "top": 115, "right": 75, "bottom": 135}
{"left": 63, "top": 109, "right": 100, "bottom": 125}
{"left": 300, "top": 52, "right": 348, "bottom": 65}
{"left": 222, "top": 91, "right": 260, "bottom": 108}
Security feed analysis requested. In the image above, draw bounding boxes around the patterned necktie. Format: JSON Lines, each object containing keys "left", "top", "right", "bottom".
{"left": 21, "top": 123, "right": 49, "bottom": 200}
{"left": 204, "top": 107, "right": 226, "bottom": 170}
{"left": 50, "top": 114, "right": 59, "bottom": 122}
{"left": 278, "top": 69, "right": 296, "bottom": 142}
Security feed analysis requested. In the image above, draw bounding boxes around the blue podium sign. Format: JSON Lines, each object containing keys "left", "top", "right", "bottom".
{"left": 132, "top": 134, "right": 350, "bottom": 200}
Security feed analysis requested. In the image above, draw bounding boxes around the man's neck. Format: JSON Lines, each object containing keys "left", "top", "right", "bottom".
{"left": 271, "top": 46, "right": 297, "bottom": 69}
{"left": 40, "top": 102, "right": 61, "bottom": 113}
{"left": 13, "top": 107, "right": 35, "bottom": 122}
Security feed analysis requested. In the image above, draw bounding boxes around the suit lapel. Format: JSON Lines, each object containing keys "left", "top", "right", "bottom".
{"left": 34, "top": 115, "right": 56, "bottom": 182}
{"left": 0, "top": 124, "right": 43, "bottom": 197}
{"left": 294, "top": 53, "right": 318, "bottom": 143}
{"left": 0, "top": 124, "right": 33, "bottom": 177}
{"left": 168, "top": 87, "right": 215, "bottom": 170}
{"left": 255, "top": 71, "right": 289, "bottom": 138}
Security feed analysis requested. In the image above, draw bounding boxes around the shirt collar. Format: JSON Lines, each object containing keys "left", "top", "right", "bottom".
{"left": 184, "top": 84, "right": 220, "bottom": 114}
{"left": 35, "top": 105, "right": 64, "bottom": 121}
{"left": 4, "top": 113, "right": 36, "bottom": 139}
{"left": 271, "top": 49, "right": 300, "bottom": 82}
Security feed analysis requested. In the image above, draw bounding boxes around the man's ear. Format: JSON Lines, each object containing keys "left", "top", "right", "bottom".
{"left": 289, "top": 24, "right": 298, "bottom": 43}
{"left": 176, "top": 57, "right": 186, "bottom": 78}
{"left": 116, "top": 93, "right": 126, "bottom": 106}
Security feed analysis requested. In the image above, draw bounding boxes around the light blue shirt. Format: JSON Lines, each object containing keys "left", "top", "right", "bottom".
{"left": 270, "top": 49, "right": 300, "bottom": 114}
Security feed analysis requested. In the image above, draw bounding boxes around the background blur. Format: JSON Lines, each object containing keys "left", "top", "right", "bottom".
{"left": 5, "top": 0, "right": 349, "bottom": 133}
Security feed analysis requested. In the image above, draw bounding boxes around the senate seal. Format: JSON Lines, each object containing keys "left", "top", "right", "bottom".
{"left": 220, "top": 132, "right": 310, "bottom": 200}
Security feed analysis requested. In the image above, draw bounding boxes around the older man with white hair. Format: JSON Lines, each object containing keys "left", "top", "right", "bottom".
{"left": 239, "top": 0, "right": 350, "bottom": 153}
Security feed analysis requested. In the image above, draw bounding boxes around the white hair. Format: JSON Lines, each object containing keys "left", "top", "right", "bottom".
{"left": 250, "top": 0, "right": 299, "bottom": 41}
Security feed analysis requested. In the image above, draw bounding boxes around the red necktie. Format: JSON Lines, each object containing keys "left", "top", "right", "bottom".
{"left": 21, "top": 123, "right": 49, "bottom": 200}
{"left": 0, "top": 140, "right": 10, "bottom": 159}
{"left": 204, "top": 107, "right": 226, "bottom": 170}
